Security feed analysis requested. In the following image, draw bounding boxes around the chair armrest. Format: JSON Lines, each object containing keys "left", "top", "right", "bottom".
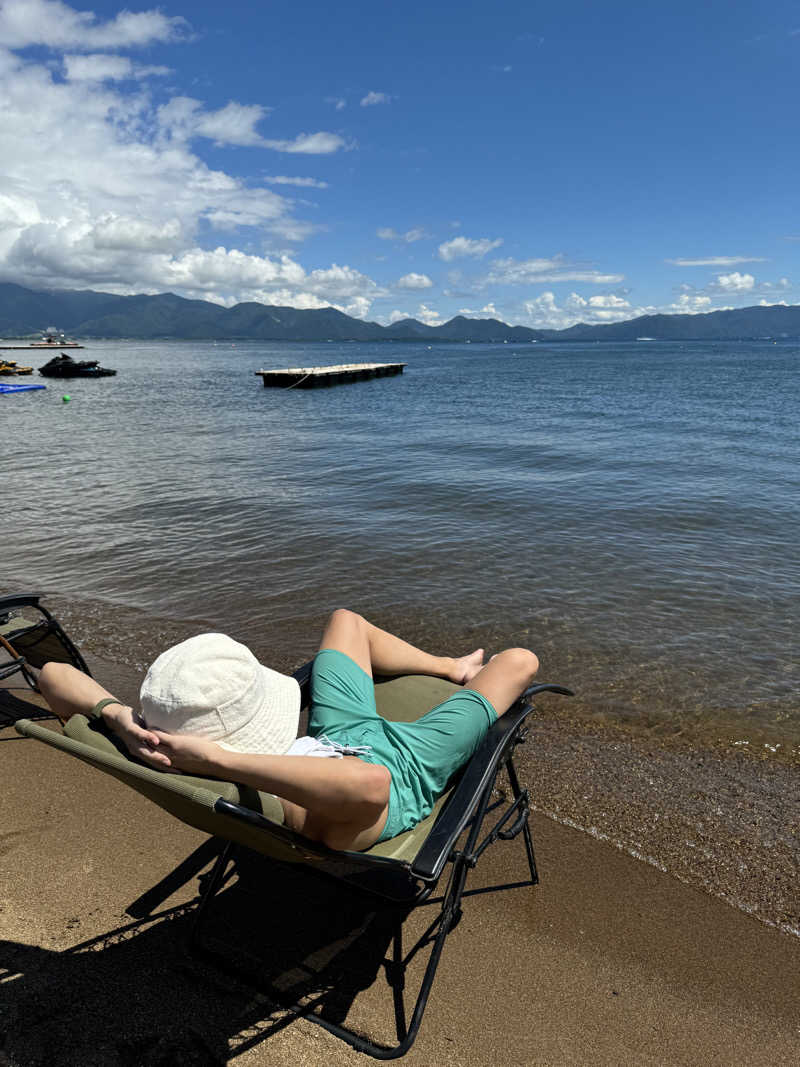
{"left": 0, "top": 593, "right": 43, "bottom": 616}
{"left": 292, "top": 660, "right": 313, "bottom": 706}
{"left": 411, "top": 683, "right": 573, "bottom": 883}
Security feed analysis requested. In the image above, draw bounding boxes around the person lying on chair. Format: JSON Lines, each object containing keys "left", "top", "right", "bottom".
{"left": 39, "top": 609, "right": 539, "bottom": 851}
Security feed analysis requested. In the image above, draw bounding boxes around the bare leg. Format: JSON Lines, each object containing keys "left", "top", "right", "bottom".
{"left": 319, "top": 609, "right": 484, "bottom": 683}
{"left": 464, "top": 648, "right": 539, "bottom": 717}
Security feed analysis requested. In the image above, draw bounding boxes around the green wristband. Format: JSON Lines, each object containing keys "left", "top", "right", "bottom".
{"left": 89, "top": 697, "right": 126, "bottom": 721}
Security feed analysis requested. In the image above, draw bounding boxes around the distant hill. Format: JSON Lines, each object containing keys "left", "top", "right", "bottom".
{"left": 550, "top": 304, "right": 800, "bottom": 342}
{"left": 1, "top": 282, "right": 799, "bottom": 342}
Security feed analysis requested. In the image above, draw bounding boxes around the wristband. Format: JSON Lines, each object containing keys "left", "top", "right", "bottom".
{"left": 88, "top": 697, "right": 126, "bottom": 721}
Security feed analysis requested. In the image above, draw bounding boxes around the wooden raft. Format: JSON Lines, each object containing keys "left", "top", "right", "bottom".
{"left": 255, "top": 362, "right": 407, "bottom": 389}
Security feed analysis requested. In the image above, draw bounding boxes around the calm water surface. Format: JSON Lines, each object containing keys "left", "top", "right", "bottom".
{"left": 4, "top": 339, "right": 799, "bottom": 746}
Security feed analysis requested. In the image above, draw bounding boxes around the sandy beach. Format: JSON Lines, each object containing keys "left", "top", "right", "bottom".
{"left": 2, "top": 652, "right": 798, "bottom": 1066}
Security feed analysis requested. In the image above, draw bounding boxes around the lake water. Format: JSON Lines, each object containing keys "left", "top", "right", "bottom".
{"left": 3, "top": 338, "right": 798, "bottom": 749}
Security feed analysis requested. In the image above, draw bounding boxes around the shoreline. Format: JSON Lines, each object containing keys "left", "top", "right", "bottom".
{"left": 4, "top": 585, "right": 797, "bottom": 939}
{"left": 518, "top": 716, "right": 799, "bottom": 938}
{"left": 31, "top": 584, "right": 800, "bottom": 757}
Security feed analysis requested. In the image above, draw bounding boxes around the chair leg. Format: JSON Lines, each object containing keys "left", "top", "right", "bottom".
{"left": 505, "top": 755, "right": 539, "bottom": 885}
{"left": 186, "top": 839, "right": 470, "bottom": 1060}
{"left": 302, "top": 853, "right": 469, "bottom": 1059}
{"left": 186, "top": 769, "right": 528, "bottom": 1059}
{"left": 189, "top": 839, "right": 234, "bottom": 946}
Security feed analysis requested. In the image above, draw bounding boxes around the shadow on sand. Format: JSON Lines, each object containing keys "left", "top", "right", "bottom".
{"left": 2, "top": 844, "right": 413, "bottom": 1066}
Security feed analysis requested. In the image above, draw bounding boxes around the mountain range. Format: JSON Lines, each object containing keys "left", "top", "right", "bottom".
{"left": 1, "top": 282, "right": 799, "bottom": 343}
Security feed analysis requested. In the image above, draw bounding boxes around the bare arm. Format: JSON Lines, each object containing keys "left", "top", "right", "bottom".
{"left": 38, "top": 662, "right": 170, "bottom": 766}
{"left": 148, "top": 730, "right": 390, "bottom": 833}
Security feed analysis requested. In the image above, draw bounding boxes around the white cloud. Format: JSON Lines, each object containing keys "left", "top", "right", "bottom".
{"left": 0, "top": 17, "right": 379, "bottom": 314}
{"left": 157, "top": 97, "right": 271, "bottom": 147}
{"left": 262, "top": 131, "right": 349, "bottom": 154}
{"left": 156, "top": 98, "right": 348, "bottom": 153}
{"left": 521, "top": 291, "right": 656, "bottom": 329}
{"left": 486, "top": 256, "right": 624, "bottom": 285}
{"left": 0, "top": 0, "right": 187, "bottom": 50}
{"left": 377, "top": 226, "right": 428, "bottom": 243}
{"left": 91, "top": 215, "right": 184, "bottom": 252}
{"left": 457, "top": 302, "right": 508, "bottom": 321}
{"left": 396, "top": 272, "right": 433, "bottom": 290}
{"left": 763, "top": 277, "right": 791, "bottom": 290}
{"left": 13, "top": 242, "right": 382, "bottom": 319}
{"left": 438, "top": 236, "right": 503, "bottom": 261}
{"left": 64, "top": 54, "right": 133, "bottom": 81}
{"left": 519, "top": 285, "right": 753, "bottom": 329}
{"left": 666, "top": 255, "right": 767, "bottom": 266}
{"left": 679, "top": 274, "right": 792, "bottom": 299}
{"left": 360, "top": 91, "right": 391, "bottom": 106}
{"left": 669, "top": 293, "right": 712, "bottom": 312}
{"left": 586, "top": 293, "right": 630, "bottom": 309}
{"left": 306, "top": 263, "right": 384, "bottom": 301}
{"left": 263, "top": 175, "right": 329, "bottom": 188}
{"left": 385, "top": 303, "right": 442, "bottom": 326}
{"left": 713, "top": 271, "right": 755, "bottom": 291}
{"left": 416, "top": 303, "right": 443, "bottom": 325}
{"left": 522, "top": 292, "right": 564, "bottom": 328}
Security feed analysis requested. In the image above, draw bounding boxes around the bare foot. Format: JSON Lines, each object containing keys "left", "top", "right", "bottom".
{"left": 451, "top": 649, "right": 485, "bottom": 685}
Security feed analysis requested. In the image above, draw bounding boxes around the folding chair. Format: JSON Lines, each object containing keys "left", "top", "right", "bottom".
{"left": 0, "top": 592, "right": 92, "bottom": 692}
{"left": 16, "top": 654, "right": 571, "bottom": 1058}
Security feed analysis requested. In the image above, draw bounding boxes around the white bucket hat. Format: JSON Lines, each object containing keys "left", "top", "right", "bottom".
{"left": 139, "top": 632, "right": 300, "bottom": 755}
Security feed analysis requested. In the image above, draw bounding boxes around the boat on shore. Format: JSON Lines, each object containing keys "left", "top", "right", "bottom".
{"left": 39, "top": 353, "right": 116, "bottom": 378}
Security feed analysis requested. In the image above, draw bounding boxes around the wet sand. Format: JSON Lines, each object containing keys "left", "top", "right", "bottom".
{"left": 2, "top": 654, "right": 799, "bottom": 1066}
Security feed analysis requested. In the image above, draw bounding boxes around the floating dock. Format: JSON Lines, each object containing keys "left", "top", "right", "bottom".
{"left": 0, "top": 343, "right": 84, "bottom": 350}
{"left": 255, "top": 362, "right": 407, "bottom": 389}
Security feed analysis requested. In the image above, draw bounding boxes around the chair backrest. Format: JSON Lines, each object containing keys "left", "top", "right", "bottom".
{"left": 1, "top": 594, "right": 91, "bottom": 676}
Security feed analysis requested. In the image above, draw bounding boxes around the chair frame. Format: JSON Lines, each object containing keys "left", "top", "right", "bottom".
{"left": 0, "top": 592, "right": 92, "bottom": 690}
{"left": 188, "top": 661, "right": 571, "bottom": 1059}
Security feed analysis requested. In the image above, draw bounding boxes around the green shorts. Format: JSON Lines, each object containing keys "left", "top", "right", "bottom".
{"left": 309, "top": 649, "right": 498, "bottom": 842}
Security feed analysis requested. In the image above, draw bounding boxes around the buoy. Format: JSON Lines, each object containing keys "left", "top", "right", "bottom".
{"left": 62, "top": 394, "right": 71, "bottom": 402}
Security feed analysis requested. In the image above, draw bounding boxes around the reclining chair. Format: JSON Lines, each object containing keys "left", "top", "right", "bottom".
{"left": 13, "top": 595, "right": 571, "bottom": 1059}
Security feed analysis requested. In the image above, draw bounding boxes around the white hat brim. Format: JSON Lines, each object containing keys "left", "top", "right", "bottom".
{"left": 216, "top": 666, "right": 300, "bottom": 755}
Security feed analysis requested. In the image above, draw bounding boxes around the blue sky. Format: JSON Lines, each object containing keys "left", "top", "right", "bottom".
{"left": 0, "top": 0, "right": 797, "bottom": 328}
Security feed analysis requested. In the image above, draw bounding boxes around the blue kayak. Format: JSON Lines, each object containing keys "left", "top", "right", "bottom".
{"left": 0, "top": 383, "right": 46, "bottom": 394}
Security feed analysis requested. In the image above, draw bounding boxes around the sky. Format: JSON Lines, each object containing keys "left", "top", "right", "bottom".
{"left": 0, "top": 0, "right": 798, "bottom": 329}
